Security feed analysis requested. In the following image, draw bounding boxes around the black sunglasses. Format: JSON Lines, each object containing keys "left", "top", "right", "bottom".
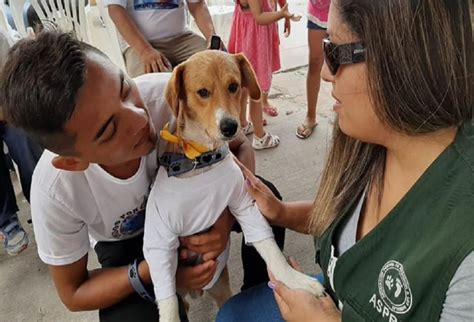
{"left": 323, "top": 37, "right": 366, "bottom": 75}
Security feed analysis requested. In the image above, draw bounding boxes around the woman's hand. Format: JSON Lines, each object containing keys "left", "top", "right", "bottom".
{"left": 233, "top": 157, "right": 284, "bottom": 223}
{"left": 269, "top": 257, "right": 341, "bottom": 322}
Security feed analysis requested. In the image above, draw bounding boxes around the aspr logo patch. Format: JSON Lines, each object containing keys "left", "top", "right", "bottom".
{"left": 369, "top": 260, "right": 412, "bottom": 321}
{"left": 378, "top": 260, "right": 413, "bottom": 314}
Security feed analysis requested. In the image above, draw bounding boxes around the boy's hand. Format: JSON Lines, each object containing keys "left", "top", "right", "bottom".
{"left": 176, "top": 260, "right": 218, "bottom": 290}
{"left": 179, "top": 209, "right": 234, "bottom": 261}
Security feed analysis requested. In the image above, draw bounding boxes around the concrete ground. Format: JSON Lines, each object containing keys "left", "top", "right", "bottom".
{"left": 0, "top": 7, "right": 336, "bottom": 321}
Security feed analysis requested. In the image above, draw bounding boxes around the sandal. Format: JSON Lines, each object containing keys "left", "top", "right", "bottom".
{"left": 242, "top": 122, "right": 254, "bottom": 135}
{"left": 296, "top": 122, "right": 318, "bottom": 139}
{"left": 252, "top": 132, "right": 280, "bottom": 150}
{"left": 262, "top": 105, "right": 279, "bottom": 117}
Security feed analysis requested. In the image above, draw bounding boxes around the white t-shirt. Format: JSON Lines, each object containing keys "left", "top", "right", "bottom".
{"left": 144, "top": 156, "right": 274, "bottom": 300}
{"left": 31, "top": 72, "right": 173, "bottom": 266}
{"left": 102, "top": 0, "right": 200, "bottom": 50}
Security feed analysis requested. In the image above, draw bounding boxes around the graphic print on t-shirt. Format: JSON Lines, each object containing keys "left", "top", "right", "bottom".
{"left": 111, "top": 196, "right": 147, "bottom": 238}
{"left": 134, "top": 0, "right": 180, "bottom": 10}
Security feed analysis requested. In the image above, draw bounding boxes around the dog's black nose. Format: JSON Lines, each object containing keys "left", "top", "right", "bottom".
{"left": 220, "top": 118, "right": 238, "bottom": 138}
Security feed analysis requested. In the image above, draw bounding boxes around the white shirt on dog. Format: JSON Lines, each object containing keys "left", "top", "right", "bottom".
{"left": 144, "top": 156, "right": 274, "bottom": 300}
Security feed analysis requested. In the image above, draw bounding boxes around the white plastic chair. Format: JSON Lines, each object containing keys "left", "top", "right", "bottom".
{"left": 8, "top": 0, "right": 30, "bottom": 36}
{"left": 0, "top": 3, "right": 10, "bottom": 33}
{"left": 94, "top": 0, "right": 126, "bottom": 70}
{"left": 30, "top": 0, "right": 91, "bottom": 42}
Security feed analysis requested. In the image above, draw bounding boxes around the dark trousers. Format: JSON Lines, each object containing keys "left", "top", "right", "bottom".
{"left": 94, "top": 177, "right": 285, "bottom": 321}
{"left": 236, "top": 176, "right": 285, "bottom": 291}
{"left": 0, "top": 123, "right": 43, "bottom": 227}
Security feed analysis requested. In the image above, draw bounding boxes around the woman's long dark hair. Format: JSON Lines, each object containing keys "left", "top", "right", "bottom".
{"left": 310, "top": 0, "right": 473, "bottom": 236}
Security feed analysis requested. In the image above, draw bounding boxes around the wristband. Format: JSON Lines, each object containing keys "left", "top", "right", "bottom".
{"left": 128, "top": 259, "right": 155, "bottom": 303}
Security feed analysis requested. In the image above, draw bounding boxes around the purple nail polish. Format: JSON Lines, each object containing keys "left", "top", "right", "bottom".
{"left": 267, "top": 281, "right": 276, "bottom": 290}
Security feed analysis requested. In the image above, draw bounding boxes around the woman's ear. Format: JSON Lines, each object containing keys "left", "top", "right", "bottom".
{"left": 234, "top": 53, "right": 262, "bottom": 101}
{"left": 51, "top": 156, "right": 89, "bottom": 171}
{"left": 165, "top": 63, "right": 186, "bottom": 117}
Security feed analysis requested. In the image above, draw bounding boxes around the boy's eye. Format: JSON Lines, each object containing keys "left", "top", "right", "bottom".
{"left": 228, "top": 83, "right": 239, "bottom": 93}
{"left": 197, "top": 88, "right": 210, "bottom": 98}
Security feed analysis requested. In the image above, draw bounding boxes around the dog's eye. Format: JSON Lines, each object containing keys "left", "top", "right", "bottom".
{"left": 228, "top": 83, "right": 239, "bottom": 93}
{"left": 197, "top": 88, "right": 210, "bottom": 98}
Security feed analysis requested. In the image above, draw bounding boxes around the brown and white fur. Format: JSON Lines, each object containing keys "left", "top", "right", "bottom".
{"left": 158, "top": 51, "right": 324, "bottom": 321}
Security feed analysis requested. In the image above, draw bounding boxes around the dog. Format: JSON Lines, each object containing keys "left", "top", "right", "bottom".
{"left": 143, "top": 50, "right": 324, "bottom": 322}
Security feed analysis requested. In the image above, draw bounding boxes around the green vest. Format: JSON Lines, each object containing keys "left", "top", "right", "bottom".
{"left": 317, "top": 121, "right": 474, "bottom": 321}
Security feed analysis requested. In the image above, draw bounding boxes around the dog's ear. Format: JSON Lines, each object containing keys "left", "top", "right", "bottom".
{"left": 234, "top": 53, "right": 261, "bottom": 101}
{"left": 165, "top": 63, "right": 186, "bottom": 117}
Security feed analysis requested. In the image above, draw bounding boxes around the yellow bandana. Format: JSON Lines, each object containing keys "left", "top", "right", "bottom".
{"left": 160, "top": 123, "right": 209, "bottom": 160}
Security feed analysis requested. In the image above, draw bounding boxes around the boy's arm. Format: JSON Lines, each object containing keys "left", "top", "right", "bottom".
{"left": 49, "top": 255, "right": 150, "bottom": 311}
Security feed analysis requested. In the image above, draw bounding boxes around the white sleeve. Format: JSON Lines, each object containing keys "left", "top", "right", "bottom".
{"left": 143, "top": 200, "right": 179, "bottom": 301}
{"left": 440, "top": 252, "right": 474, "bottom": 321}
{"left": 31, "top": 190, "right": 90, "bottom": 266}
{"left": 101, "top": 0, "right": 127, "bottom": 8}
{"left": 228, "top": 175, "right": 274, "bottom": 245}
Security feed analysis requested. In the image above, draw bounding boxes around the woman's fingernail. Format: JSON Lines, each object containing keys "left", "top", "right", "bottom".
{"left": 267, "top": 281, "right": 276, "bottom": 290}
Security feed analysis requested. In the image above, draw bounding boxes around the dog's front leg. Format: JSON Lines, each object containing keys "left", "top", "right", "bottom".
{"left": 158, "top": 295, "right": 180, "bottom": 322}
{"left": 253, "top": 238, "right": 325, "bottom": 296}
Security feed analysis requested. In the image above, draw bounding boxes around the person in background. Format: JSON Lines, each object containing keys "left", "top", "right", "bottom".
{"left": 0, "top": 30, "right": 42, "bottom": 256}
{"left": 103, "top": 0, "right": 223, "bottom": 77}
{"left": 295, "top": 0, "right": 329, "bottom": 139}
{"left": 228, "top": 0, "right": 300, "bottom": 150}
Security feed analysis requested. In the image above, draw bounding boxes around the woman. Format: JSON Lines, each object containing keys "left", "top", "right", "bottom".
{"left": 218, "top": 0, "right": 474, "bottom": 321}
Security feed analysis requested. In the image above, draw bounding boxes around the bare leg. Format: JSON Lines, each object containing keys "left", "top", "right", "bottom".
{"left": 207, "top": 266, "right": 233, "bottom": 307}
{"left": 297, "top": 29, "right": 327, "bottom": 138}
{"left": 249, "top": 99, "right": 265, "bottom": 138}
{"left": 261, "top": 92, "right": 278, "bottom": 117}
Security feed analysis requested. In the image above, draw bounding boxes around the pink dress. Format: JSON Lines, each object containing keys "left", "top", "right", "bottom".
{"left": 307, "top": 0, "right": 330, "bottom": 28}
{"left": 228, "top": 0, "right": 281, "bottom": 92}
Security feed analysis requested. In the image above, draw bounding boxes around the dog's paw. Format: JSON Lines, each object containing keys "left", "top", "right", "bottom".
{"left": 279, "top": 269, "right": 325, "bottom": 297}
{"left": 158, "top": 296, "right": 181, "bottom": 322}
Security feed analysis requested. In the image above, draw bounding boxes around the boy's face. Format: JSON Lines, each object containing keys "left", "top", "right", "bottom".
{"left": 61, "top": 52, "right": 157, "bottom": 168}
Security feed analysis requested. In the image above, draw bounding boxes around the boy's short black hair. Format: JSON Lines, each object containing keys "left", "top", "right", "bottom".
{"left": 0, "top": 31, "right": 104, "bottom": 155}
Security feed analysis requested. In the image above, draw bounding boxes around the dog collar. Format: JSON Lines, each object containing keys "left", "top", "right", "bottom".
{"left": 160, "top": 122, "right": 209, "bottom": 159}
{"left": 159, "top": 145, "right": 229, "bottom": 177}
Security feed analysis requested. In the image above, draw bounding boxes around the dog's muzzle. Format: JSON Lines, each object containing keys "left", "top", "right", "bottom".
{"left": 219, "top": 118, "right": 238, "bottom": 139}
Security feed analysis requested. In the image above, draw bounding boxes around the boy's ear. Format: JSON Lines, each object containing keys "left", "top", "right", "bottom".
{"left": 52, "top": 156, "right": 89, "bottom": 171}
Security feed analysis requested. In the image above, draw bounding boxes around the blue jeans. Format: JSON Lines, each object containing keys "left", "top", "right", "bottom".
{"left": 216, "top": 273, "right": 325, "bottom": 322}
{"left": 0, "top": 123, "right": 42, "bottom": 227}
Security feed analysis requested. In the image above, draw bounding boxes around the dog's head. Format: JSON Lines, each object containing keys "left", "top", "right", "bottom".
{"left": 165, "top": 50, "right": 261, "bottom": 147}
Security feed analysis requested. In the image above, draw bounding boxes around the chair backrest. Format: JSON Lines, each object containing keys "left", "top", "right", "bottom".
{"left": 8, "top": 0, "right": 29, "bottom": 36}
{"left": 0, "top": 4, "right": 10, "bottom": 33}
{"left": 95, "top": 0, "right": 126, "bottom": 71}
{"left": 30, "top": 0, "right": 90, "bottom": 42}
